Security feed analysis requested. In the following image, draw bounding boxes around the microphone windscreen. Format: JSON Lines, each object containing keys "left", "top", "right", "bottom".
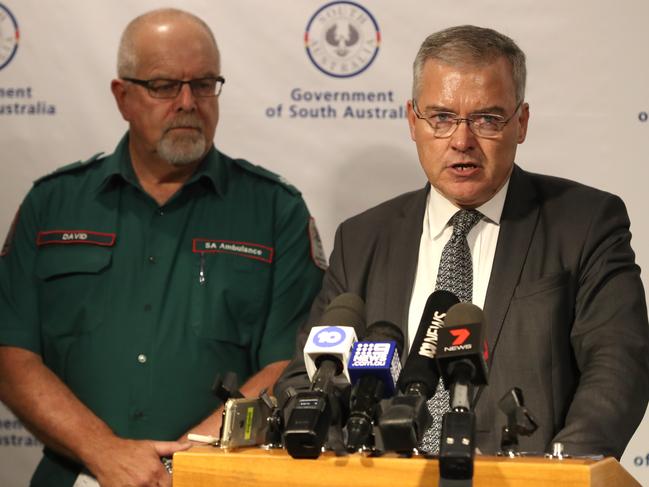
{"left": 348, "top": 321, "right": 404, "bottom": 396}
{"left": 397, "top": 290, "right": 460, "bottom": 396}
{"left": 444, "top": 302, "right": 483, "bottom": 327}
{"left": 320, "top": 293, "right": 366, "bottom": 335}
{"left": 437, "top": 302, "right": 488, "bottom": 385}
{"left": 364, "top": 320, "right": 405, "bottom": 357}
{"left": 303, "top": 293, "right": 365, "bottom": 384}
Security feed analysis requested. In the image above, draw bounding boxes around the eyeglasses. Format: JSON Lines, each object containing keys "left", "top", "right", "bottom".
{"left": 122, "top": 76, "right": 225, "bottom": 99}
{"left": 412, "top": 100, "right": 522, "bottom": 138}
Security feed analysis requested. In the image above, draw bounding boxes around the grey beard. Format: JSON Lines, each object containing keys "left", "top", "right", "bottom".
{"left": 157, "top": 132, "right": 207, "bottom": 166}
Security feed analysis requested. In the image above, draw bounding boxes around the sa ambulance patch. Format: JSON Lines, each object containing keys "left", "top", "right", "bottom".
{"left": 193, "top": 239, "right": 274, "bottom": 263}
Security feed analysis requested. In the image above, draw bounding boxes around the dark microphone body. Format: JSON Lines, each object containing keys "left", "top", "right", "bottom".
{"left": 435, "top": 302, "right": 488, "bottom": 480}
{"left": 378, "top": 290, "right": 460, "bottom": 453}
{"left": 436, "top": 302, "right": 488, "bottom": 409}
{"left": 345, "top": 321, "right": 404, "bottom": 452}
{"left": 284, "top": 293, "right": 365, "bottom": 459}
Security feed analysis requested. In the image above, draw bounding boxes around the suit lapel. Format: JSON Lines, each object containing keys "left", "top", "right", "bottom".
{"left": 382, "top": 186, "right": 428, "bottom": 354}
{"left": 373, "top": 170, "right": 537, "bottom": 362}
{"left": 483, "top": 165, "right": 539, "bottom": 361}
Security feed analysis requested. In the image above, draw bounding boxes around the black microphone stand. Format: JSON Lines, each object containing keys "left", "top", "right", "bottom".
{"left": 497, "top": 387, "right": 538, "bottom": 456}
{"left": 438, "top": 360, "right": 476, "bottom": 487}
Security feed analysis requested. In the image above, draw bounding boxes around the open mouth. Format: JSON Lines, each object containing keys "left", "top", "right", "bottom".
{"left": 451, "top": 163, "right": 479, "bottom": 171}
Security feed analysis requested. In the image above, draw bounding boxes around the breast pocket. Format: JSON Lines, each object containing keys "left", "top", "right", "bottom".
{"left": 513, "top": 271, "right": 570, "bottom": 299}
{"left": 510, "top": 270, "right": 572, "bottom": 347}
{"left": 36, "top": 245, "right": 113, "bottom": 337}
{"left": 188, "top": 250, "right": 271, "bottom": 345}
{"left": 502, "top": 270, "right": 574, "bottom": 409}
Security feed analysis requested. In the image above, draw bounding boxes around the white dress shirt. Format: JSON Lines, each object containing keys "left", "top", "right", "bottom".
{"left": 407, "top": 179, "right": 510, "bottom": 349}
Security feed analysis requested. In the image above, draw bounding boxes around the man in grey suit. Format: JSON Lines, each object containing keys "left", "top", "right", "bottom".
{"left": 277, "top": 25, "right": 649, "bottom": 459}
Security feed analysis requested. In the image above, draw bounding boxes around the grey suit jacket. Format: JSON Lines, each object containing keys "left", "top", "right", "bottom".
{"left": 277, "top": 164, "right": 649, "bottom": 458}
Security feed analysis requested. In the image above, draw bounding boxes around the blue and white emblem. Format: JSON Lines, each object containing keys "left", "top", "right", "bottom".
{"left": 304, "top": 1, "right": 380, "bottom": 78}
{"left": 313, "top": 326, "right": 348, "bottom": 347}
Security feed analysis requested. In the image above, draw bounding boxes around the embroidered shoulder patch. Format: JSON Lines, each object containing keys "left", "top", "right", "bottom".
{"left": 193, "top": 239, "right": 274, "bottom": 263}
{"left": 308, "top": 218, "right": 327, "bottom": 270}
{"left": 37, "top": 230, "right": 116, "bottom": 247}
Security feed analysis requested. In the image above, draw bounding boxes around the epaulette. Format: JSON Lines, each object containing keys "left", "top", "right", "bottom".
{"left": 34, "top": 152, "right": 104, "bottom": 185}
{"left": 231, "top": 158, "right": 300, "bottom": 196}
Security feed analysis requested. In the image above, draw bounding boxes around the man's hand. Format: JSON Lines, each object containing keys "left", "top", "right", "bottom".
{"left": 0, "top": 347, "right": 192, "bottom": 486}
{"left": 85, "top": 437, "right": 190, "bottom": 487}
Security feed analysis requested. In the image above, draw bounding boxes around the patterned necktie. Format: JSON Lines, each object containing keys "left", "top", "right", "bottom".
{"left": 420, "top": 208, "right": 482, "bottom": 454}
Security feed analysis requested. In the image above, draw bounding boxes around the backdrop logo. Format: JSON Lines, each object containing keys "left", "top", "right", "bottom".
{"left": 304, "top": 1, "right": 380, "bottom": 78}
{"left": 0, "top": 3, "right": 19, "bottom": 71}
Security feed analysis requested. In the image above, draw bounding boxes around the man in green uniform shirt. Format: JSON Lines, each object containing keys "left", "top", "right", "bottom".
{"left": 0, "top": 8, "right": 324, "bottom": 487}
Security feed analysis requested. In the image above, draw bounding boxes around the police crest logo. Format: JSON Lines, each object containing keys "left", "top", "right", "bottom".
{"left": 304, "top": 1, "right": 380, "bottom": 78}
{"left": 0, "top": 3, "right": 19, "bottom": 71}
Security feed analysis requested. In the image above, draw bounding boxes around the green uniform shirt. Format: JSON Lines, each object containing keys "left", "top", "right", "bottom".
{"left": 0, "top": 134, "right": 325, "bottom": 485}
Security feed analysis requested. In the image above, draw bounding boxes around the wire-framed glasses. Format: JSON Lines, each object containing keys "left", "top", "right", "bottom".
{"left": 412, "top": 99, "right": 522, "bottom": 138}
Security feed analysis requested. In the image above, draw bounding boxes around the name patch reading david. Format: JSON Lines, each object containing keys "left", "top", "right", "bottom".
{"left": 37, "top": 230, "right": 116, "bottom": 246}
{"left": 193, "top": 239, "right": 273, "bottom": 263}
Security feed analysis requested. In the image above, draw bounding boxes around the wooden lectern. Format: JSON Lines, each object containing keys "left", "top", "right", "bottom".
{"left": 173, "top": 446, "right": 640, "bottom": 487}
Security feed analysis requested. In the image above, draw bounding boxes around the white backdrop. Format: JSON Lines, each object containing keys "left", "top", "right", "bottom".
{"left": 1, "top": 1, "right": 648, "bottom": 485}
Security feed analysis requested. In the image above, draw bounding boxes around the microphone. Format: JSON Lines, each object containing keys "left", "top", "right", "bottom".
{"left": 435, "top": 302, "right": 488, "bottom": 481}
{"left": 284, "top": 293, "right": 365, "bottom": 459}
{"left": 303, "top": 293, "right": 365, "bottom": 392}
{"left": 436, "top": 302, "right": 488, "bottom": 408}
{"left": 345, "top": 320, "right": 404, "bottom": 452}
{"left": 378, "top": 290, "right": 460, "bottom": 453}
{"left": 304, "top": 325, "right": 357, "bottom": 392}
{"left": 398, "top": 290, "right": 460, "bottom": 397}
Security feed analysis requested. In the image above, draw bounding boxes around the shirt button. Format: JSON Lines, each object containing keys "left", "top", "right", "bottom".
{"left": 144, "top": 304, "right": 151, "bottom": 312}
{"left": 137, "top": 353, "right": 147, "bottom": 364}
{"left": 148, "top": 255, "right": 156, "bottom": 263}
{"left": 158, "top": 209, "right": 165, "bottom": 216}
{"left": 133, "top": 411, "right": 145, "bottom": 420}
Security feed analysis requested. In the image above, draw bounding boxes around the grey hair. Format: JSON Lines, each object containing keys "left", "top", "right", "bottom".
{"left": 117, "top": 8, "right": 220, "bottom": 78}
{"left": 412, "top": 25, "right": 526, "bottom": 103}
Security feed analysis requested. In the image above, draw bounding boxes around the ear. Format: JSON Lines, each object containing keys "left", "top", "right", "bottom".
{"left": 111, "top": 79, "right": 131, "bottom": 122}
{"left": 407, "top": 100, "right": 417, "bottom": 141}
{"left": 516, "top": 102, "right": 530, "bottom": 144}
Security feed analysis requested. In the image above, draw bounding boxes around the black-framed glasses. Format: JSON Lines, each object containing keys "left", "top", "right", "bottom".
{"left": 122, "top": 76, "right": 225, "bottom": 99}
{"left": 412, "top": 100, "right": 522, "bottom": 138}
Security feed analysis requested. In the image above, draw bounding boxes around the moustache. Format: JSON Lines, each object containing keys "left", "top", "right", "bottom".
{"left": 164, "top": 116, "right": 204, "bottom": 133}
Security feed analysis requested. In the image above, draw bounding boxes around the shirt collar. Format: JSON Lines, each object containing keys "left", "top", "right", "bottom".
{"left": 427, "top": 175, "right": 510, "bottom": 239}
{"left": 94, "top": 133, "right": 128, "bottom": 192}
{"left": 189, "top": 146, "right": 226, "bottom": 196}
{"left": 95, "top": 132, "right": 226, "bottom": 196}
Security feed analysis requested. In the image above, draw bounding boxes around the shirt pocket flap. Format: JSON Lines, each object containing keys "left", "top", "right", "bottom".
{"left": 35, "top": 245, "right": 112, "bottom": 280}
